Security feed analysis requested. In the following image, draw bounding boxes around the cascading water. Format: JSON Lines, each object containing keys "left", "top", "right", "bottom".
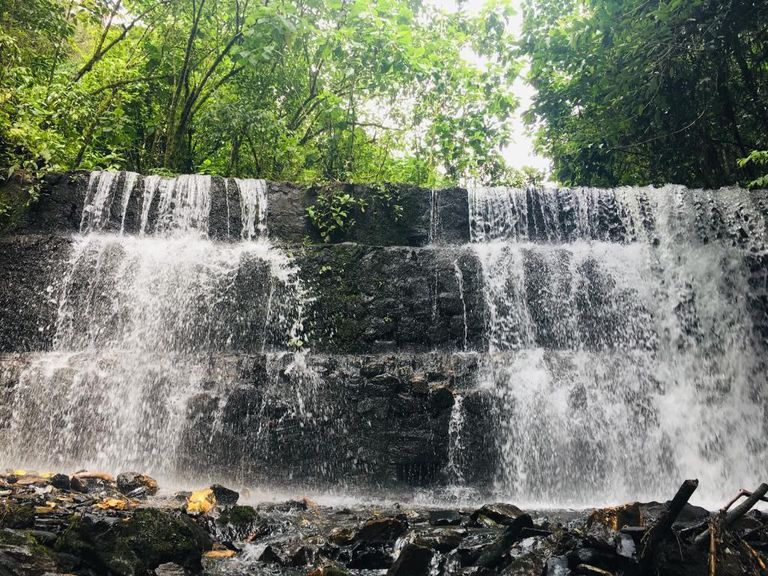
{"left": 3, "top": 171, "right": 309, "bottom": 479}
{"left": 236, "top": 178, "right": 268, "bottom": 241}
{"left": 469, "top": 185, "right": 768, "bottom": 505}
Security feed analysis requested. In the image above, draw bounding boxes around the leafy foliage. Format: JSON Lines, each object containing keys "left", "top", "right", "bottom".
{"left": 738, "top": 150, "right": 768, "bottom": 188}
{"left": 522, "top": 0, "right": 768, "bottom": 188}
{"left": 0, "top": 0, "right": 522, "bottom": 190}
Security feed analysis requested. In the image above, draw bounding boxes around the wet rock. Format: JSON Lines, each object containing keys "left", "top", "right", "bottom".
{"left": 387, "top": 543, "right": 433, "bottom": 576}
{"left": 545, "top": 556, "right": 572, "bottom": 575}
{"left": 70, "top": 475, "right": 112, "bottom": 494}
{"left": 0, "top": 528, "right": 59, "bottom": 576}
{"left": 588, "top": 502, "right": 641, "bottom": 531}
{"left": 214, "top": 505, "right": 259, "bottom": 542}
{"left": 0, "top": 502, "right": 35, "bottom": 529}
{"left": 353, "top": 516, "right": 408, "bottom": 544}
{"left": 210, "top": 484, "right": 239, "bottom": 505}
{"left": 471, "top": 503, "right": 525, "bottom": 526}
{"left": 429, "top": 386, "right": 454, "bottom": 413}
{"left": 56, "top": 507, "right": 212, "bottom": 575}
{"left": 329, "top": 527, "right": 355, "bottom": 545}
{"left": 260, "top": 540, "right": 318, "bottom": 567}
{"left": 117, "top": 472, "right": 159, "bottom": 497}
{"left": 259, "top": 544, "right": 287, "bottom": 564}
{"left": 154, "top": 562, "right": 186, "bottom": 576}
{"left": 429, "top": 509, "right": 463, "bottom": 526}
{"left": 476, "top": 513, "right": 534, "bottom": 568}
{"left": 49, "top": 474, "right": 70, "bottom": 491}
{"left": 217, "top": 505, "right": 257, "bottom": 528}
{"left": 308, "top": 561, "right": 349, "bottom": 575}
{"left": 637, "top": 501, "right": 709, "bottom": 529}
{"left": 456, "top": 532, "right": 498, "bottom": 566}
{"left": 501, "top": 535, "right": 558, "bottom": 575}
{"left": 415, "top": 528, "right": 467, "bottom": 552}
{"left": 616, "top": 532, "right": 637, "bottom": 558}
{"left": 566, "top": 546, "right": 627, "bottom": 572}
{"left": 349, "top": 543, "right": 393, "bottom": 569}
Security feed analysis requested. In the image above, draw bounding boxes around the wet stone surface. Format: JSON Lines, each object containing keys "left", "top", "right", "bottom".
{"left": 2, "top": 470, "right": 767, "bottom": 576}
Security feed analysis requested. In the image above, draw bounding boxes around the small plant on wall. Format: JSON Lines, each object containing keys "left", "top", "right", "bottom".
{"left": 306, "top": 187, "right": 368, "bottom": 243}
{"left": 306, "top": 185, "right": 403, "bottom": 243}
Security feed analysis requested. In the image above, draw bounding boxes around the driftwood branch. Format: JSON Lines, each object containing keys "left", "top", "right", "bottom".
{"left": 694, "top": 482, "right": 768, "bottom": 546}
{"left": 719, "top": 487, "right": 768, "bottom": 513}
{"left": 707, "top": 513, "right": 723, "bottom": 576}
{"left": 639, "top": 479, "right": 699, "bottom": 574}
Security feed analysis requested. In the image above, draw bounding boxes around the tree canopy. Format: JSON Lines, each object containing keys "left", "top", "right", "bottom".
{"left": 0, "top": 0, "right": 520, "bottom": 187}
{"left": 522, "top": 0, "right": 768, "bottom": 188}
{"left": 2, "top": 0, "right": 767, "bottom": 201}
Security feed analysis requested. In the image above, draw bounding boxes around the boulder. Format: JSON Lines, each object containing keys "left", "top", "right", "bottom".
{"left": 56, "top": 508, "right": 212, "bottom": 575}
{"left": 353, "top": 517, "right": 408, "bottom": 544}
{"left": 429, "top": 509, "right": 463, "bottom": 526}
{"left": 387, "top": 543, "right": 433, "bottom": 576}
{"left": 117, "top": 472, "right": 159, "bottom": 497}
{"left": 476, "top": 514, "right": 534, "bottom": 568}
{"left": 471, "top": 503, "right": 525, "bottom": 526}
{"left": 210, "top": 484, "right": 239, "bottom": 505}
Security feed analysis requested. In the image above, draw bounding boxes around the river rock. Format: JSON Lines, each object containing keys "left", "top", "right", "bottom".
{"left": 476, "top": 513, "right": 534, "bottom": 568}
{"left": 429, "top": 509, "right": 463, "bottom": 526}
{"left": 353, "top": 516, "right": 408, "bottom": 544}
{"left": 210, "top": 484, "right": 239, "bottom": 505}
{"left": 415, "top": 527, "right": 467, "bottom": 552}
{"left": 349, "top": 542, "right": 393, "bottom": 569}
{"left": 471, "top": 503, "right": 525, "bottom": 525}
{"left": 49, "top": 474, "right": 70, "bottom": 491}
{"left": 387, "top": 543, "right": 433, "bottom": 576}
{"left": 154, "top": 562, "right": 186, "bottom": 576}
{"left": 117, "top": 472, "right": 159, "bottom": 497}
{"left": 56, "top": 507, "right": 212, "bottom": 575}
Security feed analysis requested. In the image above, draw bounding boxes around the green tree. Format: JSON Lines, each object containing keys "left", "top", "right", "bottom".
{"left": 522, "top": 0, "right": 768, "bottom": 188}
{"left": 0, "top": 0, "right": 523, "bottom": 187}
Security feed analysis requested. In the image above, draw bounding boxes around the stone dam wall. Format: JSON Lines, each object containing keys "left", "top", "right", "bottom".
{"left": 1, "top": 172, "right": 768, "bottom": 503}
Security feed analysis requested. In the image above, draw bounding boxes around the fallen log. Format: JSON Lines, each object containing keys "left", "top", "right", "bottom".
{"left": 639, "top": 479, "right": 699, "bottom": 575}
{"left": 694, "top": 483, "right": 768, "bottom": 546}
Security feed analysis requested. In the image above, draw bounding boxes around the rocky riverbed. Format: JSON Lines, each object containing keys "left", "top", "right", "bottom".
{"left": 2, "top": 470, "right": 767, "bottom": 576}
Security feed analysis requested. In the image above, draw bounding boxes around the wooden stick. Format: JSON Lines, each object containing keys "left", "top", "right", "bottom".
{"left": 694, "top": 483, "right": 768, "bottom": 546}
{"left": 720, "top": 488, "right": 768, "bottom": 513}
{"left": 640, "top": 479, "right": 699, "bottom": 574}
{"left": 708, "top": 513, "right": 722, "bottom": 576}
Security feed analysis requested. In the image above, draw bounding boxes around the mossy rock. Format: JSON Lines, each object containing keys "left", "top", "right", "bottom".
{"left": 0, "top": 528, "right": 60, "bottom": 575}
{"left": 0, "top": 502, "right": 35, "bottom": 529}
{"left": 215, "top": 505, "right": 259, "bottom": 541}
{"left": 218, "top": 505, "right": 257, "bottom": 529}
{"left": 56, "top": 509, "right": 212, "bottom": 576}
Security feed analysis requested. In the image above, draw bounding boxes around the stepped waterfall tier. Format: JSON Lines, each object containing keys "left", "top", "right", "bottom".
{"left": 1, "top": 173, "right": 767, "bottom": 506}
{"left": 469, "top": 186, "right": 768, "bottom": 503}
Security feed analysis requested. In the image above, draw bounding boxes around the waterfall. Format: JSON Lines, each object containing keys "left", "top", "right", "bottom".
{"left": 155, "top": 174, "right": 212, "bottom": 236}
{"left": 429, "top": 189, "right": 441, "bottom": 244}
{"left": 470, "top": 185, "right": 768, "bottom": 504}
{"left": 4, "top": 171, "right": 308, "bottom": 478}
{"left": 453, "top": 259, "right": 468, "bottom": 351}
{"left": 446, "top": 394, "right": 466, "bottom": 484}
{"left": 235, "top": 178, "right": 268, "bottom": 241}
